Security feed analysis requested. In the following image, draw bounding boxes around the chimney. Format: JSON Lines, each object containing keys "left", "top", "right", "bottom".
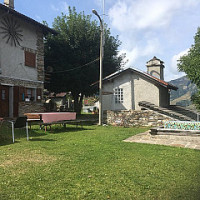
{"left": 146, "top": 56, "right": 165, "bottom": 80}
{"left": 4, "top": 0, "right": 14, "bottom": 9}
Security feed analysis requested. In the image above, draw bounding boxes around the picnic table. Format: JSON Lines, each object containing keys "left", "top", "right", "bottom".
{"left": 24, "top": 112, "right": 77, "bottom": 132}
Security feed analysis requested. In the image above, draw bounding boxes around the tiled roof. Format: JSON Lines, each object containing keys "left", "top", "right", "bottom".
{"left": 102, "top": 68, "right": 178, "bottom": 90}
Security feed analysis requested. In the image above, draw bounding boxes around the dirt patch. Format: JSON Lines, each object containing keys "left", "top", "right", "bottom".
{"left": 0, "top": 149, "right": 56, "bottom": 169}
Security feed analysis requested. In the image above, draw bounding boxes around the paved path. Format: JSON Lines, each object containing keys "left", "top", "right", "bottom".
{"left": 124, "top": 131, "right": 200, "bottom": 150}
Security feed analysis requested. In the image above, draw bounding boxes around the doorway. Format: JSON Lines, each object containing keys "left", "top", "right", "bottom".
{"left": 0, "top": 85, "right": 9, "bottom": 117}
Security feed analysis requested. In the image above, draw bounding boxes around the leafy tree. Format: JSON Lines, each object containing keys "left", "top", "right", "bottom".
{"left": 44, "top": 7, "right": 125, "bottom": 113}
{"left": 178, "top": 27, "right": 200, "bottom": 109}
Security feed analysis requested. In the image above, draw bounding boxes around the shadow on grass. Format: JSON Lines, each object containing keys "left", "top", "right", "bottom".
{"left": 0, "top": 118, "right": 97, "bottom": 146}
{"left": 0, "top": 140, "right": 18, "bottom": 146}
{"left": 48, "top": 125, "right": 95, "bottom": 134}
{"left": 30, "top": 138, "right": 56, "bottom": 142}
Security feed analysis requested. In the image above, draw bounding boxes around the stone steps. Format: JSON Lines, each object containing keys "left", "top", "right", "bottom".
{"left": 139, "top": 101, "right": 194, "bottom": 121}
{"left": 169, "top": 105, "right": 199, "bottom": 121}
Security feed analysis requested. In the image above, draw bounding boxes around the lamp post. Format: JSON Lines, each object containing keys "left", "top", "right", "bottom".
{"left": 92, "top": 9, "right": 104, "bottom": 125}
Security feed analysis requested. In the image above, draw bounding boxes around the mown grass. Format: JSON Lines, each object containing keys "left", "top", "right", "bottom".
{"left": 0, "top": 124, "right": 200, "bottom": 199}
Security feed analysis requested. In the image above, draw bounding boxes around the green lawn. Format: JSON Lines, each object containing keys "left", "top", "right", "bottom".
{"left": 0, "top": 124, "right": 200, "bottom": 200}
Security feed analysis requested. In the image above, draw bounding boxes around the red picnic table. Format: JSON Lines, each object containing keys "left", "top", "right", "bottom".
{"left": 24, "top": 112, "right": 76, "bottom": 132}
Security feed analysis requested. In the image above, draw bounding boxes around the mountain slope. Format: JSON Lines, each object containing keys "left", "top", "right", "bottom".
{"left": 169, "top": 76, "right": 197, "bottom": 107}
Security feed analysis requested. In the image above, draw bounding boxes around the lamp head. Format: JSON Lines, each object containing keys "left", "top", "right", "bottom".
{"left": 92, "top": 9, "right": 98, "bottom": 16}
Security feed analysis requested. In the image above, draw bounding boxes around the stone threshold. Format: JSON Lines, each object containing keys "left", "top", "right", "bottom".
{"left": 150, "top": 127, "right": 200, "bottom": 136}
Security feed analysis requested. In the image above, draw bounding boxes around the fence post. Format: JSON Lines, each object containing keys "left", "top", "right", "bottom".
{"left": 11, "top": 122, "right": 15, "bottom": 143}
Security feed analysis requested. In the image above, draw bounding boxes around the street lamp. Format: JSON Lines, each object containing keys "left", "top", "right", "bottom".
{"left": 92, "top": 9, "right": 104, "bottom": 125}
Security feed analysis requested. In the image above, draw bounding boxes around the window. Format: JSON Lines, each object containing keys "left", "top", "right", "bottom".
{"left": 25, "top": 88, "right": 36, "bottom": 102}
{"left": 2, "top": 90, "right": 5, "bottom": 100}
{"left": 26, "top": 89, "right": 32, "bottom": 99}
{"left": 114, "top": 88, "right": 123, "bottom": 103}
{"left": 25, "top": 51, "right": 36, "bottom": 68}
{"left": 19, "top": 87, "right": 40, "bottom": 102}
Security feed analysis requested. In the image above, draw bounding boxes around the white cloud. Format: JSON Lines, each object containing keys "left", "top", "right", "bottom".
{"left": 163, "top": 49, "right": 189, "bottom": 81}
{"left": 171, "top": 48, "right": 189, "bottom": 74}
{"left": 107, "top": 0, "right": 200, "bottom": 81}
{"left": 50, "top": 1, "right": 68, "bottom": 13}
{"left": 142, "top": 38, "right": 162, "bottom": 57}
{"left": 109, "top": 0, "right": 199, "bottom": 31}
{"left": 119, "top": 37, "right": 162, "bottom": 68}
{"left": 120, "top": 47, "right": 139, "bottom": 67}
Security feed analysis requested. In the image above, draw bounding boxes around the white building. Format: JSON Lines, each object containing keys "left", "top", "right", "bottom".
{"left": 0, "top": 0, "right": 56, "bottom": 117}
{"left": 102, "top": 56, "right": 178, "bottom": 111}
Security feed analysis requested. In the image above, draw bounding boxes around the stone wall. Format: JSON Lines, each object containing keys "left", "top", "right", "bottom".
{"left": 0, "top": 76, "right": 43, "bottom": 88}
{"left": 36, "top": 29, "right": 45, "bottom": 83}
{"left": 106, "top": 110, "right": 175, "bottom": 127}
{"left": 19, "top": 102, "right": 44, "bottom": 116}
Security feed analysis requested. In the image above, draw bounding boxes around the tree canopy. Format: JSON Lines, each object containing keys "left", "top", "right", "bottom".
{"left": 178, "top": 27, "right": 200, "bottom": 109}
{"left": 44, "top": 7, "right": 125, "bottom": 113}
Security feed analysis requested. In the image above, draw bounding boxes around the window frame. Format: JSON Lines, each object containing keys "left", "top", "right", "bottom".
{"left": 114, "top": 88, "right": 123, "bottom": 104}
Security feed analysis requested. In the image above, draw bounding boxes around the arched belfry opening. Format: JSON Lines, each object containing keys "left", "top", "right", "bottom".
{"left": 146, "top": 56, "right": 165, "bottom": 80}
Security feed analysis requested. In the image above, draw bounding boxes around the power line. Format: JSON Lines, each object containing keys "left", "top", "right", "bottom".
{"left": 52, "top": 57, "right": 100, "bottom": 74}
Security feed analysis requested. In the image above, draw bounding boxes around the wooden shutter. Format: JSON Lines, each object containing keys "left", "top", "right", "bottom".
{"left": 37, "top": 88, "right": 42, "bottom": 102}
{"left": 13, "top": 86, "right": 19, "bottom": 117}
{"left": 25, "top": 51, "right": 36, "bottom": 68}
{"left": 19, "top": 86, "right": 25, "bottom": 101}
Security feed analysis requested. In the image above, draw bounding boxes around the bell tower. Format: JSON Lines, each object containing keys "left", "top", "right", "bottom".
{"left": 146, "top": 56, "right": 165, "bottom": 80}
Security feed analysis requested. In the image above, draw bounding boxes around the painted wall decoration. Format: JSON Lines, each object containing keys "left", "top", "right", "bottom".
{"left": 164, "top": 121, "right": 200, "bottom": 130}
{"left": 0, "top": 16, "right": 23, "bottom": 46}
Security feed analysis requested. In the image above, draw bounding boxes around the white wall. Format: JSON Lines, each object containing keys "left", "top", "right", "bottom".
{"left": 102, "top": 72, "right": 133, "bottom": 111}
{"left": 102, "top": 71, "right": 162, "bottom": 111}
{"left": 133, "top": 73, "right": 160, "bottom": 110}
{"left": 0, "top": 12, "right": 38, "bottom": 81}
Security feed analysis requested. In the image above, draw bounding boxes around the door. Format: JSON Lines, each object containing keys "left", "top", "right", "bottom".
{"left": 0, "top": 85, "right": 9, "bottom": 117}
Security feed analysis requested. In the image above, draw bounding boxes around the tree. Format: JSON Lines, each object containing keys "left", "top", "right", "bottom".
{"left": 44, "top": 7, "right": 125, "bottom": 113}
{"left": 178, "top": 27, "right": 200, "bottom": 109}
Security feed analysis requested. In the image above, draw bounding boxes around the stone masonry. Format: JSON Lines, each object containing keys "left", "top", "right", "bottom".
{"left": 106, "top": 110, "right": 175, "bottom": 127}
{"left": 19, "top": 102, "right": 44, "bottom": 116}
{"left": 36, "top": 29, "right": 45, "bottom": 83}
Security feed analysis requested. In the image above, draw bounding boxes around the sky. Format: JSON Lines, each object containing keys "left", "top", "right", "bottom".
{"left": 1, "top": 0, "right": 200, "bottom": 81}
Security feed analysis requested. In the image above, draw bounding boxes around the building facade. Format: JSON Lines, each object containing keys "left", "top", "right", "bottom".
{"left": 0, "top": 0, "right": 56, "bottom": 117}
{"left": 102, "top": 57, "right": 177, "bottom": 111}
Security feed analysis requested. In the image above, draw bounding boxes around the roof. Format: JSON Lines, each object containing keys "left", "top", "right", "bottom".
{"left": 100, "top": 68, "right": 178, "bottom": 90}
{"left": 0, "top": 3, "right": 57, "bottom": 35}
{"left": 146, "top": 56, "right": 165, "bottom": 68}
{"left": 49, "top": 92, "right": 67, "bottom": 98}
{"left": 147, "top": 56, "right": 164, "bottom": 64}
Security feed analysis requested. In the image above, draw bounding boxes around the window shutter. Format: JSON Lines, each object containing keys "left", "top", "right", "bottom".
{"left": 19, "top": 86, "right": 25, "bottom": 101}
{"left": 37, "top": 88, "right": 42, "bottom": 102}
{"left": 13, "top": 86, "right": 19, "bottom": 117}
{"left": 25, "top": 51, "right": 36, "bottom": 68}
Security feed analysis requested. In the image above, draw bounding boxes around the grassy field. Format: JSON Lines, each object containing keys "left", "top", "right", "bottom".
{"left": 0, "top": 124, "right": 200, "bottom": 199}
